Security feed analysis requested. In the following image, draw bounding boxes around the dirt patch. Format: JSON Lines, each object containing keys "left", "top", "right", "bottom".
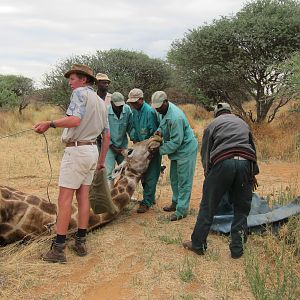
{"left": 1, "top": 159, "right": 299, "bottom": 300}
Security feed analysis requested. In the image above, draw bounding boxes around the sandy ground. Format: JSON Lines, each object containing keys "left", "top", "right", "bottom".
{"left": 1, "top": 158, "right": 298, "bottom": 300}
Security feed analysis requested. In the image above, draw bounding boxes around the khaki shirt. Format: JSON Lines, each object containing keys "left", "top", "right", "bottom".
{"left": 61, "top": 86, "right": 109, "bottom": 143}
{"left": 103, "top": 93, "right": 111, "bottom": 107}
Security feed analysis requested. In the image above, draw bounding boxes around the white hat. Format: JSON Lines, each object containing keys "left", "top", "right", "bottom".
{"left": 127, "top": 88, "right": 143, "bottom": 102}
{"left": 151, "top": 91, "right": 167, "bottom": 108}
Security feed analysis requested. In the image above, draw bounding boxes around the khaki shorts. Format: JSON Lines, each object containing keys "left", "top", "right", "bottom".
{"left": 59, "top": 145, "right": 99, "bottom": 189}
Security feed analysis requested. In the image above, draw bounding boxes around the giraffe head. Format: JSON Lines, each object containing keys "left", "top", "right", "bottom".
{"left": 113, "top": 134, "right": 163, "bottom": 179}
{"left": 108, "top": 135, "right": 163, "bottom": 212}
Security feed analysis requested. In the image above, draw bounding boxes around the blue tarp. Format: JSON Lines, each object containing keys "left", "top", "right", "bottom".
{"left": 211, "top": 193, "right": 300, "bottom": 234}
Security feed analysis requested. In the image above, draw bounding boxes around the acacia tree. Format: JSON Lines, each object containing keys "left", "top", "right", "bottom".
{"left": 0, "top": 75, "right": 34, "bottom": 113}
{"left": 43, "top": 49, "right": 171, "bottom": 110}
{"left": 168, "top": 0, "right": 300, "bottom": 122}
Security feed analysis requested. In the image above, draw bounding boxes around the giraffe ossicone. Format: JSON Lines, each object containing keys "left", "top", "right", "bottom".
{"left": 0, "top": 135, "right": 162, "bottom": 245}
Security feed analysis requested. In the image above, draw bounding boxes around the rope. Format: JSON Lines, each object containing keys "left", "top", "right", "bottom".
{"left": 0, "top": 128, "right": 33, "bottom": 139}
{"left": 0, "top": 128, "right": 53, "bottom": 205}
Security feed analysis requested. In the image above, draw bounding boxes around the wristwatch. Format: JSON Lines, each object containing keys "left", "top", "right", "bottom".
{"left": 49, "top": 120, "right": 56, "bottom": 128}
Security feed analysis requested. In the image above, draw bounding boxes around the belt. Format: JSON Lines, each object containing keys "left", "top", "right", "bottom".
{"left": 65, "top": 141, "right": 96, "bottom": 147}
{"left": 232, "top": 156, "right": 247, "bottom": 160}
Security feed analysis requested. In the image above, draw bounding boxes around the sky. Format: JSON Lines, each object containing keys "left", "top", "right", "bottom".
{"left": 0, "top": 0, "right": 246, "bottom": 85}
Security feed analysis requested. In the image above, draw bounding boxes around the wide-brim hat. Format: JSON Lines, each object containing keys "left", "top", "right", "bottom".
{"left": 96, "top": 73, "right": 111, "bottom": 82}
{"left": 64, "top": 64, "right": 97, "bottom": 82}
{"left": 127, "top": 88, "right": 143, "bottom": 103}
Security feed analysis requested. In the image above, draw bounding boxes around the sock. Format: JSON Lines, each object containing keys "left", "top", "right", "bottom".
{"left": 77, "top": 228, "right": 87, "bottom": 238}
{"left": 55, "top": 234, "right": 66, "bottom": 244}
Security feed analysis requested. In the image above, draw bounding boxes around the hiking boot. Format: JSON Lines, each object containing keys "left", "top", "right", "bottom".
{"left": 170, "top": 213, "right": 184, "bottom": 221}
{"left": 163, "top": 202, "right": 176, "bottom": 212}
{"left": 137, "top": 203, "right": 149, "bottom": 213}
{"left": 231, "top": 252, "right": 243, "bottom": 259}
{"left": 182, "top": 240, "right": 205, "bottom": 255}
{"left": 41, "top": 242, "right": 66, "bottom": 263}
{"left": 71, "top": 236, "right": 87, "bottom": 257}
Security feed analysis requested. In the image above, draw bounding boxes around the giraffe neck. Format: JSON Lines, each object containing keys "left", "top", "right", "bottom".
{"left": 111, "top": 170, "right": 140, "bottom": 211}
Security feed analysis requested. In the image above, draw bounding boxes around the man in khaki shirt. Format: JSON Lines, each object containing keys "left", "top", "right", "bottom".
{"left": 96, "top": 73, "right": 111, "bottom": 150}
{"left": 96, "top": 73, "right": 111, "bottom": 106}
{"left": 34, "top": 64, "right": 110, "bottom": 263}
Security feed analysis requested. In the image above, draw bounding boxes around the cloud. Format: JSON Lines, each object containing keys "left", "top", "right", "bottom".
{"left": 0, "top": 0, "right": 246, "bottom": 83}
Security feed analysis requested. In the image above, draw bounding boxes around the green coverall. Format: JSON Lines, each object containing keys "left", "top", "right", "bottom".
{"left": 158, "top": 102, "right": 198, "bottom": 217}
{"left": 105, "top": 104, "right": 133, "bottom": 186}
{"left": 131, "top": 102, "right": 161, "bottom": 207}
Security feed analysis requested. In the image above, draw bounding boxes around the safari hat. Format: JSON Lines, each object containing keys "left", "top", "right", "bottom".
{"left": 127, "top": 88, "right": 143, "bottom": 103}
{"left": 111, "top": 92, "right": 125, "bottom": 106}
{"left": 214, "top": 102, "right": 232, "bottom": 117}
{"left": 151, "top": 91, "right": 167, "bottom": 108}
{"left": 64, "top": 64, "right": 96, "bottom": 82}
{"left": 96, "top": 73, "right": 111, "bottom": 82}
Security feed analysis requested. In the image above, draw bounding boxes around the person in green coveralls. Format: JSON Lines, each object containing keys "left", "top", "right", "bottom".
{"left": 152, "top": 91, "right": 198, "bottom": 221}
{"left": 105, "top": 92, "right": 133, "bottom": 189}
{"left": 127, "top": 88, "right": 162, "bottom": 213}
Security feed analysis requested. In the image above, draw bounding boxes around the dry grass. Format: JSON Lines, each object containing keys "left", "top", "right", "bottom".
{"left": 252, "top": 112, "right": 300, "bottom": 161}
{"left": 0, "top": 104, "right": 300, "bottom": 299}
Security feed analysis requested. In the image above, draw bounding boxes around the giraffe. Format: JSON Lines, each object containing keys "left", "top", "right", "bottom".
{"left": 0, "top": 135, "right": 162, "bottom": 245}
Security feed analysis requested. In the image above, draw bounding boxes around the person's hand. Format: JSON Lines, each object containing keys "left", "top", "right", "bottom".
{"left": 154, "top": 131, "right": 161, "bottom": 136}
{"left": 33, "top": 121, "right": 50, "bottom": 134}
{"left": 252, "top": 176, "right": 258, "bottom": 191}
{"left": 96, "top": 162, "right": 105, "bottom": 171}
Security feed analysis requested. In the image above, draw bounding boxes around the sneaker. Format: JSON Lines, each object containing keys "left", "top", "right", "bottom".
{"left": 163, "top": 202, "right": 176, "bottom": 212}
{"left": 71, "top": 236, "right": 87, "bottom": 257}
{"left": 137, "top": 203, "right": 149, "bottom": 213}
{"left": 182, "top": 240, "right": 205, "bottom": 255}
{"left": 41, "top": 242, "right": 67, "bottom": 263}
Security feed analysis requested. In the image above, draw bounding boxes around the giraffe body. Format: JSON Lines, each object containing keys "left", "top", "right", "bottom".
{"left": 0, "top": 135, "right": 162, "bottom": 245}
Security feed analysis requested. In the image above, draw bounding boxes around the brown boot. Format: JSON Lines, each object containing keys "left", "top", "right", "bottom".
{"left": 71, "top": 236, "right": 87, "bottom": 257}
{"left": 163, "top": 202, "right": 176, "bottom": 212}
{"left": 137, "top": 203, "right": 149, "bottom": 213}
{"left": 41, "top": 242, "right": 67, "bottom": 263}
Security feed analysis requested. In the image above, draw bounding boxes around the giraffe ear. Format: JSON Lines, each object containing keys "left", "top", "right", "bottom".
{"left": 112, "top": 161, "right": 126, "bottom": 179}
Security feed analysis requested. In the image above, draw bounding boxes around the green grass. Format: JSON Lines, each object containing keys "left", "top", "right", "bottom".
{"left": 179, "top": 256, "right": 195, "bottom": 283}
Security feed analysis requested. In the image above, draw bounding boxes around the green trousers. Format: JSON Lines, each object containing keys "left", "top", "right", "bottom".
{"left": 141, "top": 152, "right": 162, "bottom": 207}
{"left": 170, "top": 148, "right": 197, "bottom": 217}
{"left": 105, "top": 148, "right": 124, "bottom": 186}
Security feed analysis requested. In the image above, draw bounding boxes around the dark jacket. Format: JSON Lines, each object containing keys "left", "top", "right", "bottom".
{"left": 201, "top": 114, "right": 258, "bottom": 176}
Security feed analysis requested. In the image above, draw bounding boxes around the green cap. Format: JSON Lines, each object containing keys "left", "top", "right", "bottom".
{"left": 111, "top": 92, "right": 125, "bottom": 106}
{"left": 151, "top": 91, "right": 167, "bottom": 108}
{"left": 214, "top": 102, "right": 232, "bottom": 117}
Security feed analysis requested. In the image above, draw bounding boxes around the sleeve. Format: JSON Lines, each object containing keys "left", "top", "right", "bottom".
{"left": 159, "top": 118, "right": 184, "bottom": 155}
{"left": 249, "top": 131, "right": 260, "bottom": 175}
{"left": 126, "top": 109, "right": 134, "bottom": 136}
{"left": 66, "top": 89, "right": 87, "bottom": 119}
{"left": 201, "top": 127, "right": 212, "bottom": 176}
{"left": 102, "top": 112, "right": 110, "bottom": 134}
{"left": 147, "top": 109, "right": 159, "bottom": 136}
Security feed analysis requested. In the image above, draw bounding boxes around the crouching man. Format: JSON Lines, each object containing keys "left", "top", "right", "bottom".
{"left": 183, "top": 103, "right": 259, "bottom": 259}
